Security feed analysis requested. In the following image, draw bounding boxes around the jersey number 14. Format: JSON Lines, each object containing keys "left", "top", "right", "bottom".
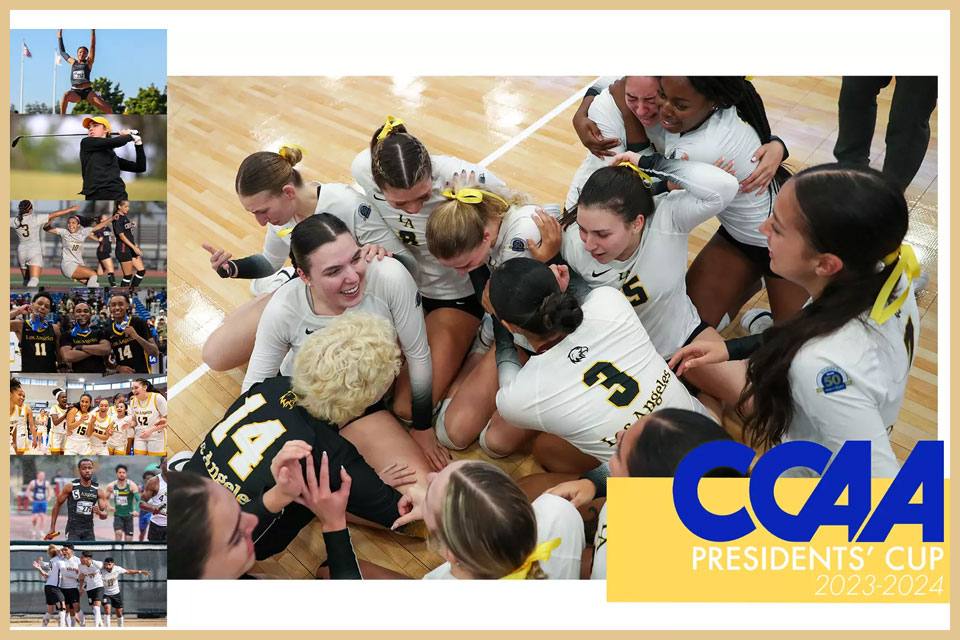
{"left": 210, "top": 394, "right": 287, "bottom": 481}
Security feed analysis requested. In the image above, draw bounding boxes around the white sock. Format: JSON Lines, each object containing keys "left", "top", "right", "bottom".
{"left": 86, "top": 275, "right": 99, "bottom": 287}
{"left": 93, "top": 606, "right": 102, "bottom": 627}
{"left": 104, "top": 613, "right": 111, "bottom": 627}
{"left": 67, "top": 615, "right": 74, "bottom": 627}
{"left": 77, "top": 609, "right": 85, "bottom": 626}
{"left": 26, "top": 277, "right": 39, "bottom": 287}
{"left": 58, "top": 611, "right": 66, "bottom": 627}
{"left": 117, "top": 615, "right": 124, "bottom": 627}
{"left": 42, "top": 613, "right": 50, "bottom": 626}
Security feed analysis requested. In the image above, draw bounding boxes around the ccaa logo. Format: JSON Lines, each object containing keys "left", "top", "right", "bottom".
{"left": 673, "top": 440, "right": 944, "bottom": 544}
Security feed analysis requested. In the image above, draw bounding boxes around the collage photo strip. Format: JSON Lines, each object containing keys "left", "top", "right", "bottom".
{"left": 4, "top": 9, "right": 949, "bottom": 633}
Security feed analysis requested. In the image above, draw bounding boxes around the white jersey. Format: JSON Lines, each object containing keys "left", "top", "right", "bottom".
{"left": 784, "top": 279, "right": 920, "bottom": 478}
{"left": 563, "top": 156, "right": 739, "bottom": 356}
{"left": 566, "top": 87, "right": 629, "bottom": 209}
{"left": 591, "top": 502, "right": 608, "bottom": 580}
{"left": 149, "top": 475, "right": 167, "bottom": 527}
{"left": 78, "top": 560, "right": 104, "bottom": 589}
{"left": 10, "top": 403, "right": 27, "bottom": 444}
{"left": 58, "top": 556, "right": 82, "bottom": 589}
{"left": 242, "top": 257, "right": 433, "bottom": 421}
{"left": 496, "top": 287, "right": 710, "bottom": 461}
{"left": 65, "top": 410, "right": 94, "bottom": 455}
{"left": 131, "top": 392, "right": 167, "bottom": 440}
{"left": 42, "top": 558, "right": 63, "bottom": 587}
{"left": 107, "top": 414, "right": 134, "bottom": 451}
{"left": 51, "top": 404, "right": 68, "bottom": 435}
{"left": 11, "top": 212, "right": 49, "bottom": 249}
{"left": 646, "top": 107, "right": 771, "bottom": 247}
{"left": 100, "top": 565, "right": 126, "bottom": 596}
{"left": 261, "top": 182, "right": 415, "bottom": 275}
{"left": 53, "top": 227, "right": 93, "bottom": 265}
{"left": 423, "top": 493, "right": 585, "bottom": 580}
{"left": 352, "top": 150, "right": 505, "bottom": 299}
{"left": 89, "top": 412, "right": 113, "bottom": 455}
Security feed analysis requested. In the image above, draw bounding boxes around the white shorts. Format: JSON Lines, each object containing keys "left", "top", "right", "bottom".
{"left": 18, "top": 244, "right": 43, "bottom": 269}
{"left": 89, "top": 440, "right": 109, "bottom": 456}
{"left": 64, "top": 437, "right": 92, "bottom": 456}
{"left": 60, "top": 260, "right": 84, "bottom": 280}
{"left": 13, "top": 428, "right": 28, "bottom": 454}
{"left": 49, "top": 430, "right": 67, "bottom": 454}
{"left": 106, "top": 434, "right": 129, "bottom": 455}
{"left": 134, "top": 435, "right": 166, "bottom": 456}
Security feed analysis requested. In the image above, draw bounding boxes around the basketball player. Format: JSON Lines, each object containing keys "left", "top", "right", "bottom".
{"left": 48, "top": 458, "right": 109, "bottom": 541}
{"left": 49, "top": 388, "right": 70, "bottom": 455}
{"left": 59, "top": 301, "right": 111, "bottom": 374}
{"left": 64, "top": 393, "right": 95, "bottom": 456}
{"left": 106, "top": 399, "right": 134, "bottom": 455}
{"left": 33, "top": 545, "right": 67, "bottom": 627}
{"left": 77, "top": 551, "right": 106, "bottom": 627}
{"left": 89, "top": 398, "right": 114, "bottom": 455}
{"left": 10, "top": 377, "right": 36, "bottom": 455}
{"left": 43, "top": 213, "right": 116, "bottom": 286}
{"left": 10, "top": 201, "right": 79, "bottom": 286}
{"left": 139, "top": 456, "right": 167, "bottom": 541}
{"left": 10, "top": 292, "right": 60, "bottom": 373}
{"left": 27, "top": 471, "right": 54, "bottom": 538}
{"left": 99, "top": 556, "right": 150, "bottom": 627}
{"left": 104, "top": 464, "right": 140, "bottom": 541}
{"left": 129, "top": 378, "right": 167, "bottom": 455}
{"left": 105, "top": 294, "right": 159, "bottom": 374}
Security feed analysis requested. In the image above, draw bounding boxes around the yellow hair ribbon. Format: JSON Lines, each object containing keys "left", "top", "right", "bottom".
{"left": 501, "top": 538, "right": 561, "bottom": 580}
{"left": 376, "top": 116, "right": 405, "bottom": 142}
{"left": 618, "top": 162, "right": 653, "bottom": 188}
{"left": 278, "top": 143, "right": 307, "bottom": 159}
{"left": 440, "top": 188, "right": 509, "bottom": 207}
{"left": 745, "top": 76, "right": 755, "bottom": 82}
{"left": 869, "top": 243, "right": 921, "bottom": 325}
{"left": 277, "top": 228, "right": 293, "bottom": 238}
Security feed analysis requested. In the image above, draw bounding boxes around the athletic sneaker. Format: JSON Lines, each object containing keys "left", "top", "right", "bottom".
{"left": 716, "top": 313, "right": 731, "bottom": 333}
{"left": 741, "top": 308, "right": 774, "bottom": 335}
{"left": 250, "top": 267, "right": 298, "bottom": 296}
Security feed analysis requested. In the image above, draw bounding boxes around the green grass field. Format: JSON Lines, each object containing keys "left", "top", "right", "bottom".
{"left": 10, "top": 271, "right": 166, "bottom": 288}
{"left": 10, "top": 170, "right": 167, "bottom": 201}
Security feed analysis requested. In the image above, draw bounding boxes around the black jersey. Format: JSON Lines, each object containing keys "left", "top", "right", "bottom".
{"left": 112, "top": 215, "right": 134, "bottom": 259}
{"left": 94, "top": 227, "right": 112, "bottom": 255}
{"left": 19, "top": 323, "right": 58, "bottom": 373}
{"left": 184, "top": 376, "right": 402, "bottom": 560}
{"left": 107, "top": 316, "right": 152, "bottom": 373}
{"left": 64, "top": 325, "right": 107, "bottom": 374}
{"left": 71, "top": 61, "right": 91, "bottom": 88}
{"left": 66, "top": 479, "right": 99, "bottom": 538}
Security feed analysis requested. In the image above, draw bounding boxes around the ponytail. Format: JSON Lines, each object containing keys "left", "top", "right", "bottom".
{"left": 17, "top": 200, "right": 31, "bottom": 227}
{"left": 235, "top": 145, "right": 305, "bottom": 197}
{"left": 369, "top": 117, "right": 432, "bottom": 191}
{"left": 572, "top": 164, "right": 655, "bottom": 226}
{"left": 490, "top": 258, "right": 583, "bottom": 338}
{"left": 134, "top": 378, "right": 157, "bottom": 394}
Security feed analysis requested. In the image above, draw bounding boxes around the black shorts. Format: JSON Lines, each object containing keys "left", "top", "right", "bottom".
{"left": 61, "top": 587, "right": 80, "bottom": 606}
{"left": 72, "top": 87, "right": 92, "bottom": 100}
{"left": 103, "top": 592, "right": 123, "bottom": 610}
{"left": 421, "top": 294, "right": 484, "bottom": 320}
{"left": 113, "top": 515, "right": 134, "bottom": 536}
{"left": 66, "top": 529, "right": 96, "bottom": 541}
{"left": 86, "top": 587, "right": 104, "bottom": 605}
{"left": 683, "top": 320, "right": 712, "bottom": 348}
{"left": 147, "top": 523, "right": 167, "bottom": 542}
{"left": 115, "top": 244, "right": 133, "bottom": 262}
{"left": 716, "top": 225, "right": 781, "bottom": 279}
{"left": 44, "top": 585, "right": 66, "bottom": 607}
{"left": 97, "top": 248, "right": 112, "bottom": 262}
{"left": 85, "top": 189, "right": 128, "bottom": 202}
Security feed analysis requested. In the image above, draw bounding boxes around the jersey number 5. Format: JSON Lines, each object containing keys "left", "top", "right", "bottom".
{"left": 620, "top": 275, "right": 649, "bottom": 307}
{"left": 210, "top": 394, "right": 287, "bottom": 481}
{"left": 582, "top": 361, "right": 640, "bottom": 408}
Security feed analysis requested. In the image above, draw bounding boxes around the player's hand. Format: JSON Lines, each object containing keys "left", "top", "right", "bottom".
{"left": 58, "top": 29, "right": 62, "bottom": 37}
{"left": 13, "top": 304, "right": 31, "bottom": 317}
{"left": 549, "top": 264, "right": 570, "bottom": 292}
{"left": 119, "top": 129, "right": 132, "bottom": 136}
{"left": 142, "top": 570, "right": 151, "bottom": 577}
{"left": 376, "top": 462, "right": 417, "bottom": 489}
{"left": 359, "top": 243, "right": 391, "bottom": 263}
{"left": 201, "top": 243, "right": 235, "bottom": 277}
{"left": 390, "top": 483, "right": 425, "bottom": 530}
{"left": 123, "top": 325, "right": 139, "bottom": 339}
{"left": 527, "top": 208, "right": 562, "bottom": 262}
{"left": 134, "top": 246, "right": 143, "bottom": 256}
{"left": 44, "top": 530, "right": 59, "bottom": 540}
{"left": 116, "top": 366, "right": 135, "bottom": 374}
{"left": 609, "top": 151, "right": 642, "bottom": 168}
{"left": 69, "top": 205, "right": 80, "bottom": 212}
{"left": 573, "top": 110, "right": 618, "bottom": 159}
{"left": 667, "top": 340, "right": 730, "bottom": 376}
{"left": 295, "top": 451, "right": 350, "bottom": 532}
{"left": 130, "top": 221, "right": 137, "bottom": 228}
{"left": 270, "top": 440, "right": 311, "bottom": 501}
{"left": 410, "top": 428, "right": 451, "bottom": 472}
{"left": 545, "top": 478, "right": 597, "bottom": 508}
{"left": 443, "top": 169, "right": 477, "bottom": 195}
{"left": 740, "top": 140, "right": 785, "bottom": 195}
{"left": 713, "top": 156, "right": 737, "bottom": 176}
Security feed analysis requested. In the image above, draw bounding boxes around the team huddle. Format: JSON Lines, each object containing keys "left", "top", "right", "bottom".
{"left": 172, "top": 76, "right": 923, "bottom": 580}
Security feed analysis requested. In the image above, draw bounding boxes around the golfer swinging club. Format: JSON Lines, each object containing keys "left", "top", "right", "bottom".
{"left": 58, "top": 29, "right": 113, "bottom": 115}
{"left": 79, "top": 117, "right": 146, "bottom": 201}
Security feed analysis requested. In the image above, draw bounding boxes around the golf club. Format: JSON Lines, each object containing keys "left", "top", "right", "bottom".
{"left": 11, "top": 133, "right": 88, "bottom": 148}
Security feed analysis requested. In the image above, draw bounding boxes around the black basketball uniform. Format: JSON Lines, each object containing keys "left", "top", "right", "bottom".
{"left": 107, "top": 316, "right": 152, "bottom": 374}
{"left": 184, "top": 376, "right": 403, "bottom": 560}
{"left": 19, "top": 323, "right": 58, "bottom": 373}
{"left": 64, "top": 325, "right": 107, "bottom": 374}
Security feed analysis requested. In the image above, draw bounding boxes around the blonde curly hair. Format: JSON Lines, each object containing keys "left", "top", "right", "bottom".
{"left": 292, "top": 313, "right": 402, "bottom": 425}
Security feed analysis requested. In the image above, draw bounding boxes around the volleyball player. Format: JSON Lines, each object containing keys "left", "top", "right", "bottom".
{"left": 27, "top": 471, "right": 54, "bottom": 538}
{"left": 129, "top": 378, "right": 167, "bottom": 456}
{"left": 93, "top": 213, "right": 117, "bottom": 287}
{"left": 58, "top": 29, "right": 112, "bottom": 114}
{"left": 139, "top": 456, "right": 167, "bottom": 541}
{"left": 669, "top": 165, "right": 919, "bottom": 476}
{"left": 10, "top": 201, "right": 79, "bottom": 287}
{"left": 43, "top": 213, "right": 116, "bottom": 286}
{"left": 77, "top": 551, "right": 106, "bottom": 627}
{"left": 64, "top": 393, "right": 95, "bottom": 456}
{"left": 10, "top": 292, "right": 60, "bottom": 373}
{"left": 112, "top": 201, "right": 148, "bottom": 290}
{"left": 48, "top": 458, "right": 109, "bottom": 541}
{"left": 89, "top": 398, "right": 114, "bottom": 455}
{"left": 33, "top": 545, "right": 67, "bottom": 627}
{"left": 99, "top": 557, "right": 150, "bottom": 627}
{"left": 104, "top": 464, "right": 140, "bottom": 541}
{"left": 105, "top": 294, "right": 159, "bottom": 374}
{"left": 59, "top": 301, "right": 111, "bottom": 374}
{"left": 10, "top": 377, "right": 35, "bottom": 454}
{"left": 185, "top": 313, "right": 422, "bottom": 560}
{"left": 482, "top": 258, "right": 711, "bottom": 472}
{"left": 351, "top": 117, "right": 508, "bottom": 430}
{"left": 49, "top": 388, "right": 70, "bottom": 455}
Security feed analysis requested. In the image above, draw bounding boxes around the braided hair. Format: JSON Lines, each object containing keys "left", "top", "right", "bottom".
{"left": 369, "top": 122, "right": 432, "bottom": 191}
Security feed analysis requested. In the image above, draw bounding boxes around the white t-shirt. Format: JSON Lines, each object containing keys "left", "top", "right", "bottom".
{"left": 10, "top": 212, "right": 49, "bottom": 249}
{"left": 563, "top": 156, "right": 739, "bottom": 356}
{"left": 784, "top": 280, "right": 919, "bottom": 478}
{"left": 78, "top": 560, "right": 105, "bottom": 589}
{"left": 565, "top": 87, "right": 629, "bottom": 210}
{"left": 590, "top": 502, "right": 608, "bottom": 580}
{"left": 58, "top": 556, "right": 82, "bottom": 589}
{"left": 496, "top": 287, "right": 710, "bottom": 462}
{"left": 352, "top": 150, "right": 505, "bottom": 299}
{"left": 42, "top": 558, "right": 63, "bottom": 587}
{"left": 100, "top": 565, "right": 126, "bottom": 596}
{"left": 53, "top": 227, "right": 93, "bottom": 264}
{"left": 423, "top": 493, "right": 585, "bottom": 580}
{"left": 242, "top": 257, "right": 432, "bottom": 419}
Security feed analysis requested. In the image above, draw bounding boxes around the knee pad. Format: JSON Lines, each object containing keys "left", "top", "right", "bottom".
{"left": 433, "top": 399, "right": 468, "bottom": 451}
{"left": 477, "top": 421, "right": 507, "bottom": 459}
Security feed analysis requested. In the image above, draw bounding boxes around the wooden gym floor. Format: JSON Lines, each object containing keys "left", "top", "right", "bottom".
{"left": 166, "top": 76, "right": 938, "bottom": 579}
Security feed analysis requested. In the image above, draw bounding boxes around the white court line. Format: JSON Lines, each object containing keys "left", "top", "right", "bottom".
{"left": 168, "top": 77, "right": 599, "bottom": 401}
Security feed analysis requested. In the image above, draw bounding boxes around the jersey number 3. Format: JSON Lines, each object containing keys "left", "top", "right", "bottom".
{"left": 582, "top": 361, "right": 640, "bottom": 408}
{"left": 210, "top": 394, "right": 287, "bottom": 481}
